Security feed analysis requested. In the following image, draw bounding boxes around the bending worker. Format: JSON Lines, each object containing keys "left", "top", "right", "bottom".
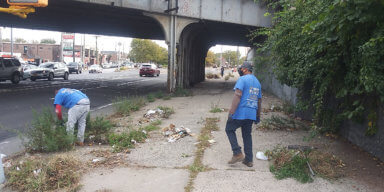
{"left": 226, "top": 61, "right": 262, "bottom": 167}
{"left": 54, "top": 88, "right": 90, "bottom": 146}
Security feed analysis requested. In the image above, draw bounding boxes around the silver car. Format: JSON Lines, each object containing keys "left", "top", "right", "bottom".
{"left": 30, "top": 62, "right": 69, "bottom": 81}
{"left": 0, "top": 57, "right": 23, "bottom": 84}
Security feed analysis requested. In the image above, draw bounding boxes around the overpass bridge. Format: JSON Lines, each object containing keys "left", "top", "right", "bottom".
{"left": 0, "top": 0, "right": 271, "bottom": 91}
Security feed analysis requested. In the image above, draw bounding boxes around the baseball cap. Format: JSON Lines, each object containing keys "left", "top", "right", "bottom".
{"left": 240, "top": 61, "right": 253, "bottom": 71}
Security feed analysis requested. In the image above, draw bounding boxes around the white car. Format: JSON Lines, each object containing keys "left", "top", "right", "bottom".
{"left": 89, "top": 65, "right": 103, "bottom": 73}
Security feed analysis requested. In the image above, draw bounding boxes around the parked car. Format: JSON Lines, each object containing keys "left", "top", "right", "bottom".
{"left": 0, "top": 56, "right": 23, "bottom": 84}
{"left": 89, "top": 65, "right": 103, "bottom": 73}
{"left": 139, "top": 63, "right": 160, "bottom": 77}
{"left": 29, "top": 62, "right": 69, "bottom": 81}
{"left": 102, "top": 63, "right": 111, "bottom": 69}
{"left": 67, "top": 62, "right": 82, "bottom": 74}
{"left": 22, "top": 64, "right": 38, "bottom": 80}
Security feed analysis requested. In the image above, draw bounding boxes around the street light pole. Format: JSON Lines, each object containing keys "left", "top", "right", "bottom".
{"left": 11, "top": 27, "right": 13, "bottom": 56}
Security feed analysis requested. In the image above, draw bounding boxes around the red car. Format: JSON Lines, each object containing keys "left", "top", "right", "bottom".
{"left": 139, "top": 64, "right": 160, "bottom": 77}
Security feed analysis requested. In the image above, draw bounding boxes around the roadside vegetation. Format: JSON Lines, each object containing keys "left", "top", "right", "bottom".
{"left": 266, "top": 146, "right": 345, "bottom": 183}
{"left": 185, "top": 117, "right": 219, "bottom": 192}
{"left": 5, "top": 155, "right": 81, "bottom": 192}
{"left": 113, "top": 96, "right": 146, "bottom": 116}
{"left": 254, "top": 0, "right": 384, "bottom": 135}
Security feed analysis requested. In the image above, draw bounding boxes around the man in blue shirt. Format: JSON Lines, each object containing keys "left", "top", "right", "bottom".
{"left": 226, "top": 61, "right": 262, "bottom": 167}
{"left": 54, "top": 88, "right": 90, "bottom": 146}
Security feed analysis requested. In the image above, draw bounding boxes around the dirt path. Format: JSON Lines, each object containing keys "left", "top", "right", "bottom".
{"left": 78, "top": 78, "right": 383, "bottom": 192}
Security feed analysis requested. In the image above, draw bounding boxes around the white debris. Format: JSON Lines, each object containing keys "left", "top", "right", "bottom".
{"left": 16, "top": 167, "right": 20, "bottom": 171}
{"left": 92, "top": 159, "right": 101, "bottom": 163}
{"left": 33, "top": 168, "right": 41, "bottom": 176}
{"left": 131, "top": 139, "right": 137, "bottom": 144}
{"left": 256, "top": 151, "right": 268, "bottom": 161}
{"left": 142, "top": 130, "right": 147, "bottom": 134}
{"left": 208, "top": 139, "right": 216, "bottom": 144}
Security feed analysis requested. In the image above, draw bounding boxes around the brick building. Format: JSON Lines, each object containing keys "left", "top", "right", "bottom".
{"left": 1, "top": 42, "right": 83, "bottom": 63}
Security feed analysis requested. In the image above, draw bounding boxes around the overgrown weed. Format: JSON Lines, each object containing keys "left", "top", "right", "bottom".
{"left": 23, "top": 108, "right": 74, "bottom": 153}
{"left": 172, "top": 87, "right": 192, "bottom": 97}
{"left": 113, "top": 96, "right": 146, "bottom": 116}
{"left": 5, "top": 155, "right": 81, "bottom": 191}
{"left": 158, "top": 106, "right": 175, "bottom": 118}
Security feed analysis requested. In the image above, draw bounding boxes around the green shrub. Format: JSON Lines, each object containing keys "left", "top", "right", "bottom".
{"left": 147, "top": 94, "right": 155, "bottom": 102}
{"left": 24, "top": 108, "right": 74, "bottom": 153}
{"left": 209, "top": 102, "right": 222, "bottom": 113}
{"left": 108, "top": 130, "right": 147, "bottom": 152}
{"left": 163, "top": 95, "right": 172, "bottom": 100}
{"left": 85, "top": 114, "right": 114, "bottom": 143}
{"left": 113, "top": 96, "right": 146, "bottom": 116}
{"left": 270, "top": 155, "right": 313, "bottom": 183}
{"left": 158, "top": 106, "right": 175, "bottom": 118}
{"left": 154, "top": 91, "right": 164, "bottom": 99}
{"left": 143, "top": 120, "right": 162, "bottom": 132}
{"left": 108, "top": 133, "right": 133, "bottom": 152}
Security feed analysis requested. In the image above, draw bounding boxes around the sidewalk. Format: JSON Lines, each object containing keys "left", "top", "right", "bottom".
{"left": 78, "top": 78, "right": 382, "bottom": 192}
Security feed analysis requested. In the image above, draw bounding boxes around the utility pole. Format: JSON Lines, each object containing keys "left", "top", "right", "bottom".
{"left": 0, "top": 27, "right": 2, "bottom": 52}
{"left": 220, "top": 45, "right": 223, "bottom": 67}
{"left": 11, "top": 27, "right": 13, "bottom": 56}
{"left": 82, "top": 34, "right": 85, "bottom": 64}
{"left": 95, "top": 35, "right": 99, "bottom": 65}
{"left": 72, "top": 33, "right": 75, "bottom": 62}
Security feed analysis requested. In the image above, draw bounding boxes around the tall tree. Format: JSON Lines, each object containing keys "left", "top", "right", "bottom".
{"left": 40, "top": 38, "right": 56, "bottom": 44}
{"left": 222, "top": 50, "right": 240, "bottom": 67}
{"left": 2, "top": 38, "right": 10, "bottom": 42}
{"left": 15, "top": 38, "right": 27, "bottom": 43}
{"left": 205, "top": 51, "right": 216, "bottom": 67}
{"left": 129, "top": 39, "right": 168, "bottom": 66}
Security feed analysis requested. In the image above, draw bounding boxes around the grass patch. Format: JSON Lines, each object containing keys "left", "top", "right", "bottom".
{"left": 158, "top": 106, "right": 175, "bottom": 118}
{"left": 108, "top": 129, "right": 147, "bottom": 153}
{"left": 143, "top": 120, "right": 162, "bottom": 132}
{"left": 84, "top": 114, "right": 115, "bottom": 144}
{"left": 163, "top": 95, "right": 172, "bottom": 100}
{"left": 154, "top": 91, "right": 165, "bottom": 99}
{"left": 172, "top": 87, "right": 192, "bottom": 97}
{"left": 258, "top": 115, "right": 308, "bottom": 131}
{"left": 113, "top": 96, "right": 146, "bottom": 116}
{"left": 23, "top": 108, "right": 74, "bottom": 153}
{"left": 5, "top": 155, "right": 81, "bottom": 191}
{"left": 185, "top": 117, "right": 219, "bottom": 192}
{"left": 266, "top": 146, "right": 345, "bottom": 183}
{"left": 147, "top": 94, "right": 155, "bottom": 102}
{"left": 209, "top": 102, "right": 223, "bottom": 113}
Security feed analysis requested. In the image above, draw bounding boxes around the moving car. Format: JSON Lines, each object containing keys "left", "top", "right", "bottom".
{"left": 0, "top": 56, "right": 23, "bottom": 84}
{"left": 67, "top": 62, "right": 82, "bottom": 74}
{"left": 139, "top": 63, "right": 160, "bottom": 77}
{"left": 89, "top": 65, "right": 103, "bottom": 73}
{"left": 29, "top": 62, "right": 69, "bottom": 81}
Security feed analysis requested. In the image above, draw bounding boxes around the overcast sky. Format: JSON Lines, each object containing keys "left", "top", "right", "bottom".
{"left": 0, "top": 27, "right": 249, "bottom": 57}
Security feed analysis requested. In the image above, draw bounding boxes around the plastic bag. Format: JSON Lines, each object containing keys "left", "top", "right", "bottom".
{"left": 256, "top": 151, "right": 268, "bottom": 160}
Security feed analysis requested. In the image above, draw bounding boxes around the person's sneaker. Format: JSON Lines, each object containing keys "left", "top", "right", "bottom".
{"left": 228, "top": 153, "right": 245, "bottom": 164}
{"left": 242, "top": 160, "right": 253, "bottom": 167}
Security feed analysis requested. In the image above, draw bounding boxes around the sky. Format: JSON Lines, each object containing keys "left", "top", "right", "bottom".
{"left": 0, "top": 27, "right": 249, "bottom": 57}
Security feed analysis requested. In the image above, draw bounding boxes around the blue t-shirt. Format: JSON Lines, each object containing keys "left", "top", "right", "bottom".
{"left": 232, "top": 74, "right": 262, "bottom": 120}
{"left": 54, "top": 88, "right": 88, "bottom": 109}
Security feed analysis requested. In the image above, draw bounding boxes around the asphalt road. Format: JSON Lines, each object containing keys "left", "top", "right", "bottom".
{"left": 0, "top": 68, "right": 167, "bottom": 142}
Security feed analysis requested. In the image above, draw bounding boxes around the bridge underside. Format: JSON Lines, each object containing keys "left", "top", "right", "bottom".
{"left": 0, "top": 0, "right": 265, "bottom": 91}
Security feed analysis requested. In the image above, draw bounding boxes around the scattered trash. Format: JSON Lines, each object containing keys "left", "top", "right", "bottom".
{"left": 131, "top": 139, "right": 137, "bottom": 144}
{"left": 144, "top": 108, "right": 164, "bottom": 119}
{"left": 162, "top": 124, "right": 192, "bottom": 142}
{"left": 181, "top": 153, "right": 191, "bottom": 158}
{"left": 33, "top": 168, "right": 41, "bottom": 176}
{"left": 256, "top": 151, "right": 268, "bottom": 160}
{"left": 16, "top": 166, "right": 20, "bottom": 171}
{"left": 92, "top": 159, "right": 101, "bottom": 163}
{"left": 208, "top": 139, "right": 216, "bottom": 144}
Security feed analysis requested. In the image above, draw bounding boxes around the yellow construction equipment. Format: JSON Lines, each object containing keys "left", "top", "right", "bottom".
{"left": 0, "top": 0, "right": 48, "bottom": 19}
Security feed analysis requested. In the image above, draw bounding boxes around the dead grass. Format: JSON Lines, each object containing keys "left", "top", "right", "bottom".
{"left": 5, "top": 154, "right": 82, "bottom": 192}
{"left": 88, "top": 149, "right": 130, "bottom": 168}
{"left": 206, "top": 73, "right": 220, "bottom": 79}
{"left": 266, "top": 146, "right": 346, "bottom": 183}
{"left": 258, "top": 115, "right": 309, "bottom": 131}
{"left": 185, "top": 117, "right": 219, "bottom": 192}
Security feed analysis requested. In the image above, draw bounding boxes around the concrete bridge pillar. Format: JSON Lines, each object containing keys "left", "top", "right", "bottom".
{"left": 145, "top": 12, "right": 198, "bottom": 92}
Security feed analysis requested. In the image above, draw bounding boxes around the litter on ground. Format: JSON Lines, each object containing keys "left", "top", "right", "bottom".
{"left": 162, "top": 124, "right": 192, "bottom": 142}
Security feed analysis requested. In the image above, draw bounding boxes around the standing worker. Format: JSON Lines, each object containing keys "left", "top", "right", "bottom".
{"left": 225, "top": 61, "right": 262, "bottom": 167}
{"left": 221, "top": 65, "right": 225, "bottom": 77}
{"left": 54, "top": 88, "right": 90, "bottom": 146}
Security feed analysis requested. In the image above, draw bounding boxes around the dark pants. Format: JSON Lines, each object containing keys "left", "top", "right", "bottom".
{"left": 225, "top": 117, "right": 253, "bottom": 162}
